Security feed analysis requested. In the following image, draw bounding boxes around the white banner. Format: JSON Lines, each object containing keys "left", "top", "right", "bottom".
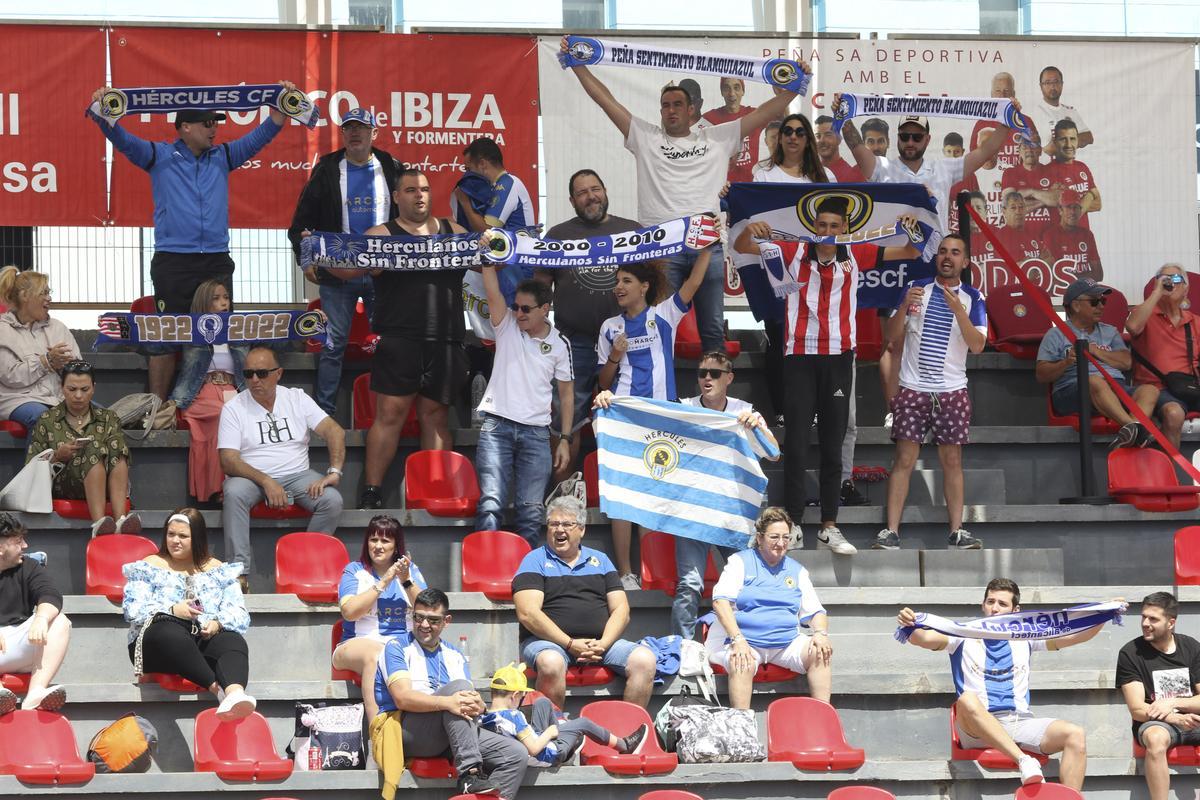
{"left": 538, "top": 36, "right": 1197, "bottom": 303}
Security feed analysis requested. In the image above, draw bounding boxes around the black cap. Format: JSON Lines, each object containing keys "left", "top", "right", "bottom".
{"left": 176, "top": 109, "right": 226, "bottom": 124}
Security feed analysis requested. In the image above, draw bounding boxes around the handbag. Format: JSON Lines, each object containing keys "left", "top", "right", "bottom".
{"left": 1132, "top": 321, "right": 1200, "bottom": 405}
{"left": 109, "top": 393, "right": 177, "bottom": 440}
{"left": 0, "top": 448, "right": 62, "bottom": 513}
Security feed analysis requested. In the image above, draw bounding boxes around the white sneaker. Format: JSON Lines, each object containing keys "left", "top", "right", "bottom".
{"left": 1018, "top": 755, "right": 1044, "bottom": 785}
{"left": 789, "top": 523, "right": 804, "bottom": 550}
{"left": 883, "top": 412, "right": 894, "bottom": 431}
{"left": 90, "top": 516, "right": 116, "bottom": 538}
{"left": 619, "top": 573, "right": 641, "bottom": 591}
{"left": 817, "top": 526, "right": 857, "bottom": 555}
{"left": 115, "top": 512, "right": 142, "bottom": 535}
{"left": 217, "top": 688, "right": 256, "bottom": 720}
{"left": 23, "top": 684, "right": 66, "bottom": 712}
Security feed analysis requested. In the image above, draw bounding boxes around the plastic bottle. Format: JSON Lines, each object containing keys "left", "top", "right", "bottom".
{"left": 459, "top": 635, "right": 470, "bottom": 663}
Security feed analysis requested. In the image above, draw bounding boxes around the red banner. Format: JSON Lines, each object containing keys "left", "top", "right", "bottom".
{"left": 0, "top": 25, "right": 106, "bottom": 226}
{"left": 104, "top": 28, "right": 539, "bottom": 228}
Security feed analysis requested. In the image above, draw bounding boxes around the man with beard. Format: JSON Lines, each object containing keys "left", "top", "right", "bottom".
{"left": 356, "top": 170, "right": 470, "bottom": 509}
{"left": 535, "top": 170, "right": 639, "bottom": 481}
{"left": 874, "top": 234, "right": 987, "bottom": 551}
{"left": 815, "top": 115, "right": 865, "bottom": 183}
{"left": 1000, "top": 140, "right": 1056, "bottom": 229}
{"left": 970, "top": 72, "right": 1022, "bottom": 169}
{"left": 1040, "top": 190, "right": 1102, "bottom": 281}
{"left": 1045, "top": 119, "right": 1101, "bottom": 228}
{"left": 1029, "top": 66, "right": 1094, "bottom": 161}
{"left": 1117, "top": 592, "right": 1200, "bottom": 800}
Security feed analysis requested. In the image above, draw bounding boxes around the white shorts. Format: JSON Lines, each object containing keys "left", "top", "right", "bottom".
{"left": 703, "top": 619, "right": 812, "bottom": 675}
{"left": 957, "top": 711, "right": 1055, "bottom": 755}
{"left": 0, "top": 617, "right": 39, "bottom": 673}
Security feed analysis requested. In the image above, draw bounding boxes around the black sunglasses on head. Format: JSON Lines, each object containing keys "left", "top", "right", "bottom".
{"left": 242, "top": 367, "right": 282, "bottom": 379}
{"left": 60, "top": 360, "right": 93, "bottom": 377}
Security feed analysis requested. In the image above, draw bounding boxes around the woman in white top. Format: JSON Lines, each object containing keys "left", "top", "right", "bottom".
{"left": 751, "top": 113, "right": 834, "bottom": 184}
{"left": 170, "top": 280, "right": 249, "bottom": 504}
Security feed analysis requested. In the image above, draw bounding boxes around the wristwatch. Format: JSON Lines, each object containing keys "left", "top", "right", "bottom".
{"left": 561, "top": 432, "right": 574, "bottom": 444}
{"left": 326, "top": 467, "right": 343, "bottom": 476}
{"left": 402, "top": 579, "right": 414, "bottom": 589}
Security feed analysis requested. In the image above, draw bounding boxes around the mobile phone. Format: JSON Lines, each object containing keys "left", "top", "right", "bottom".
{"left": 74, "top": 437, "right": 93, "bottom": 446}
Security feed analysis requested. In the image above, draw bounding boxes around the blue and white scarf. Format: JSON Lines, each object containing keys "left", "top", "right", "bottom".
{"left": 832, "top": 92, "right": 1036, "bottom": 146}
{"left": 558, "top": 36, "right": 811, "bottom": 95}
{"left": 895, "top": 601, "right": 1125, "bottom": 644}
{"left": 95, "top": 310, "right": 327, "bottom": 347}
{"left": 301, "top": 231, "right": 480, "bottom": 271}
{"left": 89, "top": 84, "right": 321, "bottom": 128}
{"left": 481, "top": 214, "right": 720, "bottom": 269}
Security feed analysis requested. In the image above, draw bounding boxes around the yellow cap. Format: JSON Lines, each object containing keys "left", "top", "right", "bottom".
{"left": 490, "top": 662, "right": 530, "bottom": 692}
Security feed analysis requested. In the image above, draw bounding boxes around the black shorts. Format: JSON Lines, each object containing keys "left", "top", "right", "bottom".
{"left": 149, "top": 251, "right": 235, "bottom": 313}
{"left": 1138, "top": 719, "right": 1200, "bottom": 747}
{"left": 370, "top": 335, "right": 468, "bottom": 406}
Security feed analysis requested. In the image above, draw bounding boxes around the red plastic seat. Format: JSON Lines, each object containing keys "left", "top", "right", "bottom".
{"left": 85, "top": 533, "right": 158, "bottom": 602}
{"left": 408, "top": 757, "right": 456, "bottom": 778}
{"left": 274, "top": 531, "right": 348, "bottom": 603}
{"left": 640, "top": 792, "right": 706, "bottom": 800}
{"left": 330, "top": 620, "right": 361, "bottom": 685}
{"left": 130, "top": 295, "right": 156, "bottom": 314}
{"left": 193, "top": 708, "right": 293, "bottom": 781}
{"left": 640, "top": 530, "right": 718, "bottom": 598}
{"left": 1044, "top": 388, "right": 1120, "bottom": 434}
{"left": 1132, "top": 738, "right": 1200, "bottom": 765}
{"left": 827, "top": 788, "right": 897, "bottom": 800}
{"left": 0, "top": 710, "right": 96, "bottom": 785}
{"left": 1, "top": 673, "right": 30, "bottom": 693}
{"left": 351, "top": 372, "right": 419, "bottom": 435}
{"left": 525, "top": 664, "right": 615, "bottom": 686}
{"left": 710, "top": 660, "right": 798, "bottom": 683}
{"left": 584, "top": 450, "right": 600, "bottom": 508}
{"left": 250, "top": 502, "right": 309, "bottom": 520}
{"left": 1108, "top": 449, "right": 1200, "bottom": 512}
{"left": 1174, "top": 526, "right": 1200, "bottom": 585}
{"left": 0, "top": 420, "right": 27, "bottom": 438}
{"left": 1015, "top": 785, "right": 1084, "bottom": 800}
{"left": 139, "top": 672, "right": 204, "bottom": 692}
{"left": 950, "top": 704, "right": 1047, "bottom": 768}
{"left": 580, "top": 700, "right": 677, "bottom": 775}
{"left": 674, "top": 308, "right": 741, "bottom": 360}
{"left": 304, "top": 298, "right": 373, "bottom": 360}
{"left": 985, "top": 284, "right": 1051, "bottom": 360}
{"left": 404, "top": 450, "right": 480, "bottom": 517}
{"left": 854, "top": 308, "right": 883, "bottom": 363}
{"left": 460, "top": 530, "right": 530, "bottom": 601}
{"left": 53, "top": 499, "right": 128, "bottom": 520}
{"left": 1099, "top": 288, "right": 1130, "bottom": 337}
{"left": 766, "top": 697, "right": 865, "bottom": 770}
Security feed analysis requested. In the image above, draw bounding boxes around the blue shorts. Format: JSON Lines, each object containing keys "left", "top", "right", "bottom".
{"left": 1155, "top": 387, "right": 1200, "bottom": 414}
{"left": 521, "top": 637, "right": 642, "bottom": 675}
{"left": 1052, "top": 378, "right": 1132, "bottom": 416}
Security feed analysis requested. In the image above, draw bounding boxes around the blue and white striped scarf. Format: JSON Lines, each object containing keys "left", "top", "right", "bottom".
{"left": 832, "top": 92, "right": 1036, "bottom": 146}
{"left": 481, "top": 214, "right": 719, "bottom": 269}
{"left": 895, "top": 601, "right": 1125, "bottom": 644}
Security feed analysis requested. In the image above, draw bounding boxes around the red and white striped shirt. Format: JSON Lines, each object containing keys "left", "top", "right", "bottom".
{"left": 772, "top": 241, "right": 882, "bottom": 356}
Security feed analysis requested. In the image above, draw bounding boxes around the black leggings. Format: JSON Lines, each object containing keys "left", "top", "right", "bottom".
{"left": 128, "top": 619, "right": 250, "bottom": 690}
{"left": 783, "top": 352, "right": 853, "bottom": 522}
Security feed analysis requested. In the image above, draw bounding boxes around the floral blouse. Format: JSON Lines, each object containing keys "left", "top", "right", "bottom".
{"left": 121, "top": 560, "right": 250, "bottom": 644}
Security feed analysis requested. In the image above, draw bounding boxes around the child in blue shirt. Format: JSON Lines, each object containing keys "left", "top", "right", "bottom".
{"left": 480, "top": 662, "right": 647, "bottom": 767}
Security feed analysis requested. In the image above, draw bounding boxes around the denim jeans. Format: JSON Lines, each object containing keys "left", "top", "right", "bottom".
{"left": 552, "top": 332, "right": 600, "bottom": 435}
{"left": 316, "top": 275, "right": 375, "bottom": 415}
{"left": 671, "top": 537, "right": 736, "bottom": 639}
{"left": 665, "top": 243, "right": 726, "bottom": 353}
{"left": 475, "top": 413, "right": 551, "bottom": 544}
{"left": 9, "top": 402, "right": 50, "bottom": 434}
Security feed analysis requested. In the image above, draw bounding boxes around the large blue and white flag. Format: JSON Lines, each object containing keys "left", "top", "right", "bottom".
{"left": 726, "top": 182, "right": 940, "bottom": 315}
{"left": 594, "top": 397, "right": 779, "bottom": 550}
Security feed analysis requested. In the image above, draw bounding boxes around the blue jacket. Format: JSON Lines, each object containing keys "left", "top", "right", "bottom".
{"left": 170, "top": 345, "right": 248, "bottom": 410}
{"left": 91, "top": 113, "right": 281, "bottom": 253}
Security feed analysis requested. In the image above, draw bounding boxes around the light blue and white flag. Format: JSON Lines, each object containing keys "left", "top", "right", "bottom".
{"left": 895, "top": 601, "right": 1126, "bottom": 644}
{"left": 594, "top": 397, "right": 779, "bottom": 550}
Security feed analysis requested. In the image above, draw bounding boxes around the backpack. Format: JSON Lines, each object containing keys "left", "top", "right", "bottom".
{"left": 87, "top": 713, "right": 158, "bottom": 773}
{"left": 545, "top": 471, "right": 587, "bottom": 508}
{"left": 670, "top": 704, "right": 765, "bottom": 764}
{"left": 286, "top": 702, "right": 366, "bottom": 770}
{"left": 109, "top": 393, "right": 177, "bottom": 440}
{"left": 652, "top": 684, "right": 708, "bottom": 753}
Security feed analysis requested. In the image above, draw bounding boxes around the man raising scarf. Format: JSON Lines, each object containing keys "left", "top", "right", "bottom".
{"left": 897, "top": 577, "right": 1124, "bottom": 791}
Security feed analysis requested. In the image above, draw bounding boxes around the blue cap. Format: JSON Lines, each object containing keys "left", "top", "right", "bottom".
{"left": 340, "top": 108, "right": 375, "bottom": 128}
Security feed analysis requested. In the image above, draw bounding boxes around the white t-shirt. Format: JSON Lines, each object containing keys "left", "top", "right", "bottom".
{"left": 217, "top": 385, "right": 328, "bottom": 478}
{"left": 869, "top": 155, "right": 965, "bottom": 234}
{"left": 948, "top": 637, "right": 1046, "bottom": 715}
{"left": 897, "top": 278, "right": 988, "bottom": 393}
{"left": 1029, "top": 99, "right": 1089, "bottom": 164}
{"left": 477, "top": 312, "right": 573, "bottom": 427}
{"left": 681, "top": 395, "right": 753, "bottom": 415}
{"left": 624, "top": 116, "right": 743, "bottom": 225}
{"left": 751, "top": 163, "right": 837, "bottom": 183}
{"left": 208, "top": 344, "right": 234, "bottom": 374}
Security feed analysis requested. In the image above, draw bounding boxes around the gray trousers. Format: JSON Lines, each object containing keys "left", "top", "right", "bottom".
{"left": 221, "top": 469, "right": 343, "bottom": 571}
{"left": 530, "top": 696, "right": 611, "bottom": 764}
{"left": 403, "top": 680, "right": 528, "bottom": 799}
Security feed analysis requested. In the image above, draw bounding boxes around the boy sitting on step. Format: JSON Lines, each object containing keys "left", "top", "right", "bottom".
{"left": 480, "top": 662, "right": 647, "bottom": 767}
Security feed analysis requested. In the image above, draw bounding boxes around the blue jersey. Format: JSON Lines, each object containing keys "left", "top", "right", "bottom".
{"left": 341, "top": 157, "right": 391, "bottom": 235}
{"left": 480, "top": 709, "right": 560, "bottom": 765}
{"left": 337, "top": 561, "right": 428, "bottom": 641}
{"left": 711, "top": 549, "right": 825, "bottom": 649}
{"left": 375, "top": 636, "right": 471, "bottom": 713}
{"left": 948, "top": 637, "right": 1046, "bottom": 715}
{"left": 596, "top": 294, "right": 690, "bottom": 400}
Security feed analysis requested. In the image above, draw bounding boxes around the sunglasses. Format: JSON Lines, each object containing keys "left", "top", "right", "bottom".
{"left": 412, "top": 612, "right": 445, "bottom": 626}
{"left": 1082, "top": 298, "right": 1108, "bottom": 307}
{"left": 509, "top": 303, "right": 542, "bottom": 313}
{"left": 898, "top": 132, "right": 925, "bottom": 143}
{"left": 780, "top": 125, "right": 806, "bottom": 138}
{"left": 697, "top": 368, "right": 730, "bottom": 379}
{"left": 193, "top": 120, "right": 218, "bottom": 129}
{"left": 61, "top": 360, "right": 93, "bottom": 376}
{"left": 242, "top": 367, "right": 282, "bottom": 379}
